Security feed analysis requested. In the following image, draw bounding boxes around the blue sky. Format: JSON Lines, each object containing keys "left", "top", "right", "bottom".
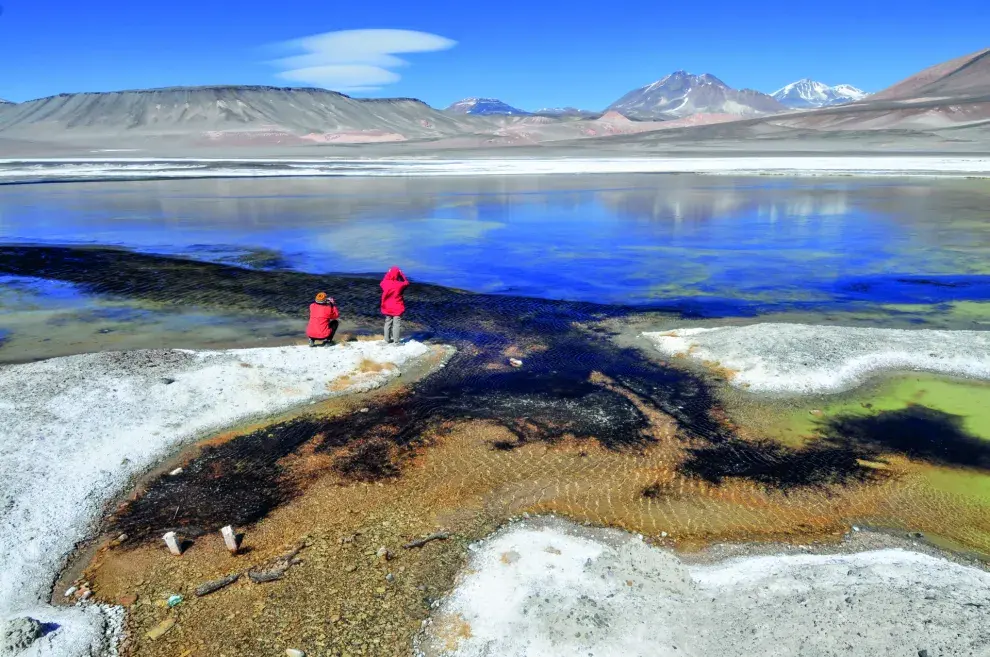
{"left": 1, "top": 0, "right": 988, "bottom": 109}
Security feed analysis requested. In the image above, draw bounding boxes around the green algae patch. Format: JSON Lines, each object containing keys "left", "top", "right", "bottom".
{"left": 782, "top": 374, "right": 990, "bottom": 444}
{"left": 726, "top": 373, "right": 990, "bottom": 448}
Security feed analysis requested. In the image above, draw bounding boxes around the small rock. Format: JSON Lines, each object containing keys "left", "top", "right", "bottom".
{"left": 2, "top": 617, "right": 44, "bottom": 654}
{"left": 376, "top": 547, "right": 391, "bottom": 561}
{"left": 385, "top": 573, "right": 395, "bottom": 584}
{"left": 64, "top": 586, "right": 78, "bottom": 598}
{"left": 118, "top": 593, "right": 139, "bottom": 606}
{"left": 166, "top": 594, "right": 183, "bottom": 608}
{"left": 117, "top": 533, "right": 128, "bottom": 542}
{"left": 286, "top": 649, "right": 306, "bottom": 657}
{"left": 509, "top": 358, "right": 523, "bottom": 368}
{"left": 375, "top": 587, "right": 387, "bottom": 595}
{"left": 79, "top": 590, "right": 93, "bottom": 601}
{"left": 161, "top": 377, "right": 176, "bottom": 385}
{"left": 168, "top": 468, "right": 183, "bottom": 476}
{"left": 809, "top": 409, "right": 824, "bottom": 416}
{"left": 346, "top": 564, "right": 358, "bottom": 573}
{"left": 919, "top": 651, "right": 929, "bottom": 657}
{"left": 661, "top": 531, "right": 668, "bottom": 538}
{"left": 359, "top": 408, "right": 370, "bottom": 413}
{"left": 852, "top": 526, "right": 861, "bottom": 532}
{"left": 146, "top": 617, "right": 175, "bottom": 641}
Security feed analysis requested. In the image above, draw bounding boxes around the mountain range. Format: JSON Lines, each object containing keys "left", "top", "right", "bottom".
{"left": 607, "top": 72, "right": 786, "bottom": 119}
{"left": 771, "top": 79, "right": 867, "bottom": 108}
{"left": 0, "top": 47, "right": 987, "bottom": 154}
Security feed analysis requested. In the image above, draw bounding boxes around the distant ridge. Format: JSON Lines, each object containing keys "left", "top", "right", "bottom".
{"left": 0, "top": 85, "right": 487, "bottom": 142}
{"left": 870, "top": 47, "right": 990, "bottom": 101}
{"left": 13, "top": 84, "right": 430, "bottom": 106}
{"left": 446, "top": 97, "right": 530, "bottom": 115}
{"left": 535, "top": 107, "right": 600, "bottom": 118}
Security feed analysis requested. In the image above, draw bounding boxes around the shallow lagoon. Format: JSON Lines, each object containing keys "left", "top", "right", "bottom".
{"left": 2, "top": 174, "right": 990, "bottom": 309}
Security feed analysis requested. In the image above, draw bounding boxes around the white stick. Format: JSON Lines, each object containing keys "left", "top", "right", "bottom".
{"left": 221, "top": 525, "right": 239, "bottom": 553}
{"left": 163, "top": 531, "right": 182, "bottom": 556}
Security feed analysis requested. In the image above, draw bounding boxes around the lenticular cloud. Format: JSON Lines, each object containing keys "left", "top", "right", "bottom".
{"left": 272, "top": 29, "right": 457, "bottom": 92}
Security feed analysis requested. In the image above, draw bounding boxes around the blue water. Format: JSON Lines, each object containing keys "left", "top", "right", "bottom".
{"left": 1, "top": 174, "right": 989, "bottom": 313}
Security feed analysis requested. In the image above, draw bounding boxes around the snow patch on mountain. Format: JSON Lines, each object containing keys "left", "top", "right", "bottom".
{"left": 772, "top": 79, "right": 868, "bottom": 108}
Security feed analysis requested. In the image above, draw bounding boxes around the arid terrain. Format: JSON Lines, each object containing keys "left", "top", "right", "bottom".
{"left": 0, "top": 48, "right": 988, "bottom": 159}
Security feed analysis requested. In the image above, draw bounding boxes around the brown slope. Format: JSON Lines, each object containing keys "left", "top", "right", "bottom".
{"left": 871, "top": 47, "right": 990, "bottom": 101}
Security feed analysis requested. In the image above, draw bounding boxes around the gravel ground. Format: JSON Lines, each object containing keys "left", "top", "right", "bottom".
{"left": 0, "top": 341, "right": 435, "bottom": 657}
{"left": 645, "top": 324, "right": 990, "bottom": 394}
{"left": 419, "top": 517, "right": 990, "bottom": 657}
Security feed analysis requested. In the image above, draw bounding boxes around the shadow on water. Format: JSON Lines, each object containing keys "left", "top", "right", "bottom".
{"left": 3, "top": 246, "right": 989, "bottom": 542}
{"left": 679, "top": 406, "right": 990, "bottom": 492}
{"left": 679, "top": 440, "right": 884, "bottom": 491}
{"left": 819, "top": 406, "right": 990, "bottom": 471}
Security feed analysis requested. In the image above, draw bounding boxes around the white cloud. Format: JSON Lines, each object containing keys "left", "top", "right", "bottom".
{"left": 271, "top": 29, "right": 456, "bottom": 92}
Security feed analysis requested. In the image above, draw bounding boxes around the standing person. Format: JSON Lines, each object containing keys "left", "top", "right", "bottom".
{"left": 307, "top": 292, "right": 340, "bottom": 347}
{"left": 380, "top": 266, "right": 409, "bottom": 344}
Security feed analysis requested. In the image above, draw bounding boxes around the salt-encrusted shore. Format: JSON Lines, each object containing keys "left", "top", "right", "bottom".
{"left": 419, "top": 517, "right": 990, "bottom": 657}
{"left": 1, "top": 155, "right": 989, "bottom": 183}
{"left": 0, "top": 341, "right": 444, "bottom": 656}
{"left": 644, "top": 324, "right": 990, "bottom": 394}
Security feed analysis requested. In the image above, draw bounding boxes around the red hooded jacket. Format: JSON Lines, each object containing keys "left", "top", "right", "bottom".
{"left": 380, "top": 267, "right": 409, "bottom": 316}
{"left": 306, "top": 301, "right": 340, "bottom": 339}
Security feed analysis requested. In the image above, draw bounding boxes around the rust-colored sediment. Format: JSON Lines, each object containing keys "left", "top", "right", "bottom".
{"left": 84, "top": 374, "right": 990, "bottom": 657}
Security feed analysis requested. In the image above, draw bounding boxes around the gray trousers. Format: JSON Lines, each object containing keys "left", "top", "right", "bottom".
{"left": 384, "top": 315, "right": 402, "bottom": 343}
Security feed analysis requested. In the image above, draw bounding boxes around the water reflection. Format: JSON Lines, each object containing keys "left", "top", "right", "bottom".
{"left": 1, "top": 175, "right": 989, "bottom": 305}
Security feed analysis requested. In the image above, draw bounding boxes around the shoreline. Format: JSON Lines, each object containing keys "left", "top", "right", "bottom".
{"left": 1, "top": 155, "right": 990, "bottom": 184}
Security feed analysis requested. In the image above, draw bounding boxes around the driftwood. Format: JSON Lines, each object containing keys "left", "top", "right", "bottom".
{"left": 403, "top": 532, "right": 450, "bottom": 549}
{"left": 247, "top": 544, "right": 305, "bottom": 584}
{"left": 195, "top": 573, "right": 240, "bottom": 597}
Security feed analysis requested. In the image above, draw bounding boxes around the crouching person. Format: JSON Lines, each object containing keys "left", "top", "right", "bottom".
{"left": 307, "top": 292, "right": 340, "bottom": 347}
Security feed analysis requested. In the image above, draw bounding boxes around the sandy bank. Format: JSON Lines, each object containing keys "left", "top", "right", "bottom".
{"left": 419, "top": 517, "right": 990, "bottom": 657}
{"left": 1, "top": 155, "right": 990, "bottom": 182}
{"left": 644, "top": 324, "right": 990, "bottom": 394}
{"left": 0, "top": 340, "right": 442, "bottom": 656}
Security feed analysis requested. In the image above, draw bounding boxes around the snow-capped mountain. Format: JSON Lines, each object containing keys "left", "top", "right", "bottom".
{"left": 771, "top": 79, "right": 868, "bottom": 108}
{"left": 445, "top": 98, "right": 530, "bottom": 116}
{"left": 607, "top": 71, "right": 785, "bottom": 120}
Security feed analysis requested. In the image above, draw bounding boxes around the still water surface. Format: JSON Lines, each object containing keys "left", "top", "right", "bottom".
{"left": 2, "top": 174, "right": 989, "bottom": 309}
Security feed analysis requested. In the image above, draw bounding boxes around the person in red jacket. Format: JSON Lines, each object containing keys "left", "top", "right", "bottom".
{"left": 380, "top": 266, "right": 409, "bottom": 344}
{"left": 307, "top": 292, "right": 340, "bottom": 347}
